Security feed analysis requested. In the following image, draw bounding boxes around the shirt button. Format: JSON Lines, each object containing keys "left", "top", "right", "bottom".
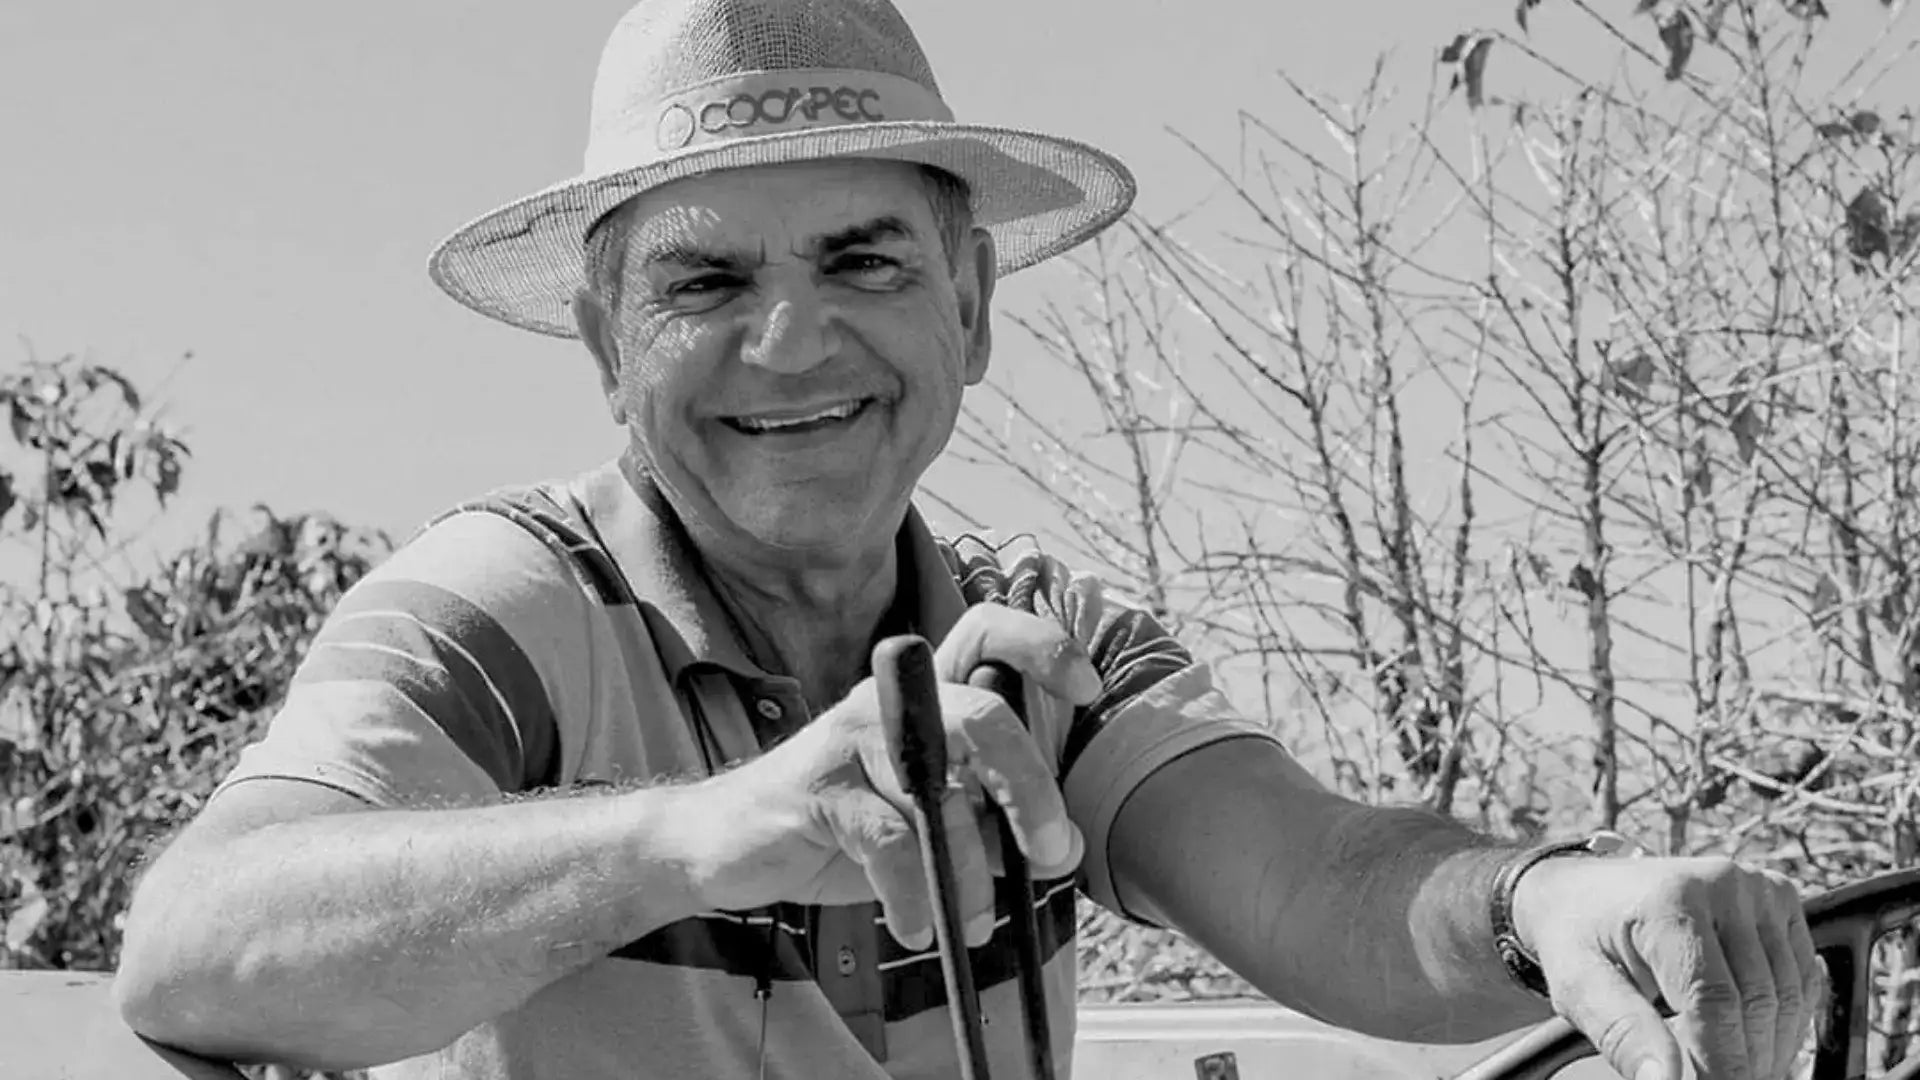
{"left": 756, "top": 698, "right": 784, "bottom": 722}
{"left": 836, "top": 946, "right": 857, "bottom": 976}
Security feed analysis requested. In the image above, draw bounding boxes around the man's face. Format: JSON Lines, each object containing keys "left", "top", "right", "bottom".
{"left": 577, "top": 159, "right": 994, "bottom": 560}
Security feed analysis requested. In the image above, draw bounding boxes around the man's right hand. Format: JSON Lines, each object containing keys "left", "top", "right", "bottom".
{"left": 678, "top": 604, "right": 1103, "bottom": 951}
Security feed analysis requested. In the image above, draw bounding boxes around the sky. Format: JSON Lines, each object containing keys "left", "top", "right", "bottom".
{"left": 0, "top": 0, "right": 1572, "bottom": 549}
{"left": 3, "top": 0, "right": 1915, "bottom": 820}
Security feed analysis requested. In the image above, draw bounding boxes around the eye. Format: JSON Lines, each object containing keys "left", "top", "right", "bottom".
{"left": 833, "top": 253, "right": 906, "bottom": 287}
{"left": 661, "top": 273, "right": 746, "bottom": 313}
{"left": 670, "top": 273, "right": 742, "bottom": 296}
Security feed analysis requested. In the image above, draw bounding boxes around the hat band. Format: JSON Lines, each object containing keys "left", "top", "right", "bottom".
{"left": 586, "top": 67, "right": 956, "bottom": 170}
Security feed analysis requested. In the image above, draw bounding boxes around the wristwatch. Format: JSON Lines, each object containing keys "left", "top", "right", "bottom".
{"left": 1489, "top": 829, "right": 1644, "bottom": 997}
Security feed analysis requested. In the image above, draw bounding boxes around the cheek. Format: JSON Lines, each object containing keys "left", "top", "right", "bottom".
{"left": 875, "top": 296, "right": 970, "bottom": 390}
{"left": 614, "top": 316, "right": 709, "bottom": 418}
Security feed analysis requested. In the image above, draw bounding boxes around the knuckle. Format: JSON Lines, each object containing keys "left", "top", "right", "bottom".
{"left": 1773, "top": 983, "right": 1802, "bottom": 1024}
{"left": 1584, "top": 1009, "right": 1643, "bottom": 1064}
{"left": 1693, "top": 854, "right": 1744, "bottom": 886}
{"left": 1741, "top": 981, "right": 1779, "bottom": 1015}
{"left": 1693, "top": 976, "right": 1743, "bottom": 1013}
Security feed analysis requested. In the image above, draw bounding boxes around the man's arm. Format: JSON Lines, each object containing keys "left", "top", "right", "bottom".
{"left": 114, "top": 776, "right": 712, "bottom": 1071}
{"left": 115, "top": 505, "right": 692, "bottom": 1070}
{"left": 1105, "top": 736, "right": 1552, "bottom": 1044}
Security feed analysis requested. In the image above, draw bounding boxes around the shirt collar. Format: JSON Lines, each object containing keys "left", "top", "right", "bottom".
{"left": 568, "top": 452, "right": 968, "bottom": 684}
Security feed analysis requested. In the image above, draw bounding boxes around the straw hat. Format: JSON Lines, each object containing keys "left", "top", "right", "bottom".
{"left": 426, "top": 0, "right": 1138, "bottom": 339}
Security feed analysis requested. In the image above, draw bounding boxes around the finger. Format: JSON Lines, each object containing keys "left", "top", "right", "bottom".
{"left": 828, "top": 789, "right": 934, "bottom": 950}
{"left": 1752, "top": 875, "right": 1811, "bottom": 1079}
{"left": 942, "top": 684, "right": 1083, "bottom": 876}
{"left": 1788, "top": 906, "right": 1826, "bottom": 1053}
{"left": 1641, "top": 912, "right": 1750, "bottom": 1080}
{"left": 1550, "top": 957, "right": 1684, "bottom": 1080}
{"left": 1722, "top": 907, "right": 1779, "bottom": 1080}
{"left": 935, "top": 603, "right": 1102, "bottom": 705}
{"left": 937, "top": 783, "right": 999, "bottom": 949}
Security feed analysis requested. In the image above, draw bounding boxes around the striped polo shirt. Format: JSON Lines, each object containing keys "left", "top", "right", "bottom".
{"left": 213, "top": 454, "right": 1280, "bottom": 1079}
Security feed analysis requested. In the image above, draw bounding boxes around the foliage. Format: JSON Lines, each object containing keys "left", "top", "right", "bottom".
{"left": 956, "top": 0, "right": 1920, "bottom": 1042}
{"left": 0, "top": 352, "right": 391, "bottom": 971}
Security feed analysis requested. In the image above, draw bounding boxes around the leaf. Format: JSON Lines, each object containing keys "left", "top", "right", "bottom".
{"left": 1846, "top": 187, "right": 1892, "bottom": 265}
{"left": 123, "top": 586, "right": 170, "bottom": 642}
{"left": 1526, "top": 552, "right": 1551, "bottom": 583}
{"left": 1463, "top": 37, "right": 1495, "bottom": 109}
{"left": 1810, "top": 573, "right": 1842, "bottom": 625}
{"left": 1516, "top": 0, "right": 1545, "bottom": 32}
{"left": 1696, "top": 0, "right": 1733, "bottom": 42}
{"left": 84, "top": 458, "right": 119, "bottom": 502}
{"left": 85, "top": 366, "right": 141, "bottom": 413}
{"left": 1894, "top": 211, "right": 1920, "bottom": 261}
{"left": 1660, "top": 10, "right": 1695, "bottom": 81}
{"left": 4, "top": 890, "right": 47, "bottom": 952}
{"left": 1439, "top": 33, "right": 1472, "bottom": 63}
{"left": 1608, "top": 352, "right": 1658, "bottom": 397}
{"left": 155, "top": 449, "right": 182, "bottom": 505}
{"left": 8, "top": 398, "right": 32, "bottom": 447}
{"left": 1687, "top": 437, "right": 1713, "bottom": 500}
{"left": 1730, "top": 401, "right": 1763, "bottom": 463}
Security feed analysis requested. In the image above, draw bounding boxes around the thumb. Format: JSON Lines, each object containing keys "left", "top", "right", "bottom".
{"left": 1551, "top": 960, "right": 1683, "bottom": 1080}
{"left": 934, "top": 603, "right": 1102, "bottom": 705}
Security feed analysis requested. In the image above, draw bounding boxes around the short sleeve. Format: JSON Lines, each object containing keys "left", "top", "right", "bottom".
{"left": 1032, "top": 554, "right": 1291, "bottom": 925}
{"left": 942, "top": 535, "right": 1295, "bottom": 925}
{"left": 213, "top": 508, "right": 600, "bottom": 810}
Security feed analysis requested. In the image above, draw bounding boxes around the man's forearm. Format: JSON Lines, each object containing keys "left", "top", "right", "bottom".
{"left": 1269, "top": 802, "right": 1555, "bottom": 1042}
{"left": 114, "top": 785, "right": 709, "bottom": 1070}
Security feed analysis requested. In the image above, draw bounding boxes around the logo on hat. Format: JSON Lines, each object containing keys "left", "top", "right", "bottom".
{"left": 656, "top": 82, "right": 888, "bottom": 151}
{"left": 656, "top": 104, "right": 697, "bottom": 150}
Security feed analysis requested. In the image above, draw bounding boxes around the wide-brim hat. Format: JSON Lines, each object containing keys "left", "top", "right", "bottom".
{"left": 427, "top": 0, "right": 1138, "bottom": 339}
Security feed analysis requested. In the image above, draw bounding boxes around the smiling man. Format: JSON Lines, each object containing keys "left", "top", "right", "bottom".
{"left": 112, "top": 2, "right": 1820, "bottom": 1080}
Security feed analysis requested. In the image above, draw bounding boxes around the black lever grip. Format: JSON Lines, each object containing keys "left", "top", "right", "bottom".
{"left": 874, "top": 634, "right": 991, "bottom": 1080}
{"left": 967, "top": 660, "right": 1057, "bottom": 1080}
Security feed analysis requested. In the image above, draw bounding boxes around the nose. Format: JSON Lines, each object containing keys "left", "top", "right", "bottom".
{"left": 740, "top": 287, "right": 840, "bottom": 375}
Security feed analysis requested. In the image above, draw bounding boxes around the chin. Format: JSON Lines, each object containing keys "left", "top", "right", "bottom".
{"left": 727, "top": 496, "right": 894, "bottom": 556}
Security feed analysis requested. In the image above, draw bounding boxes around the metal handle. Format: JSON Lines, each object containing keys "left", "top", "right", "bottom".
{"left": 969, "top": 661, "right": 1058, "bottom": 1080}
{"left": 874, "top": 634, "right": 992, "bottom": 1080}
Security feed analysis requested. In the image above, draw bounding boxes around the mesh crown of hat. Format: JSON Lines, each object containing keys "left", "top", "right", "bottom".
{"left": 427, "top": 0, "right": 1137, "bottom": 338}
{"left": 597, "top": 0, "right": 945, "bottom": 119}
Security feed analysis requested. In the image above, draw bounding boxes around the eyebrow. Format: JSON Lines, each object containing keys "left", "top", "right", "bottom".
{"left": 634, "top": 215, "right": 920, "bottom": 273}
{"left": 815, "top": 216, "right": 917, "bottom": 255}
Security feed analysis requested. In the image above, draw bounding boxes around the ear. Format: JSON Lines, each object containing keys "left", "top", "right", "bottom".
{"left": 954, "top": 226, "right": 997, "bottom": 386}
{"left": 573, "top": 288, "right": 627, "bottom": 425}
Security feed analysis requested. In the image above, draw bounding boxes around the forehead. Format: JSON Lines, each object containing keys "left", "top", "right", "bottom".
{"left": 619, "top": 159, "right": 939, "bottom": 257}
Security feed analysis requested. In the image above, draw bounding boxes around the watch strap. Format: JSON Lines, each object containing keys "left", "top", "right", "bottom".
{"left": 1490, "top": 832, "right": 1637, "bottom": 997}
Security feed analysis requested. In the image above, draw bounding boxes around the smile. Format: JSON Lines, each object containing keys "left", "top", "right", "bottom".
{"left": 722, "top": 398, "right": 872, "bottom": 435}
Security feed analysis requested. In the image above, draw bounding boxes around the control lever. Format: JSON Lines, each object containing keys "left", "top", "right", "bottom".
{"left": 968, "top": 660, "right": 1057, "bottom": 1080}
{"left": 873, "top": 635, "right": 992, "bottom": 1080}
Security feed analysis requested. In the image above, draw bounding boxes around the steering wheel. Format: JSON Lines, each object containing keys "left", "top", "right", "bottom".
{"left": 1455, "top": 867, "right": 1920, "bottom": 1080}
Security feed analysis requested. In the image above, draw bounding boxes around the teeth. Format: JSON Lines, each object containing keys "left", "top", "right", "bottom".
{"left": 733, "top": 401, "right": 862, "bottom": 432}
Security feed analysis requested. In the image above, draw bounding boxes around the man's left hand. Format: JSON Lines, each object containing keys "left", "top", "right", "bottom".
{"left": 1513, "top": 855, "right": 1823, "bottom": 1080}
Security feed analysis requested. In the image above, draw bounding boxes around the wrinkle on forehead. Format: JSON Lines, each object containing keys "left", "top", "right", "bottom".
{"left": 583, "top": 159, "right": 969, "bottom": 309}
{"left": 631, "top": 180, "right": 927, "bottom": 260}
